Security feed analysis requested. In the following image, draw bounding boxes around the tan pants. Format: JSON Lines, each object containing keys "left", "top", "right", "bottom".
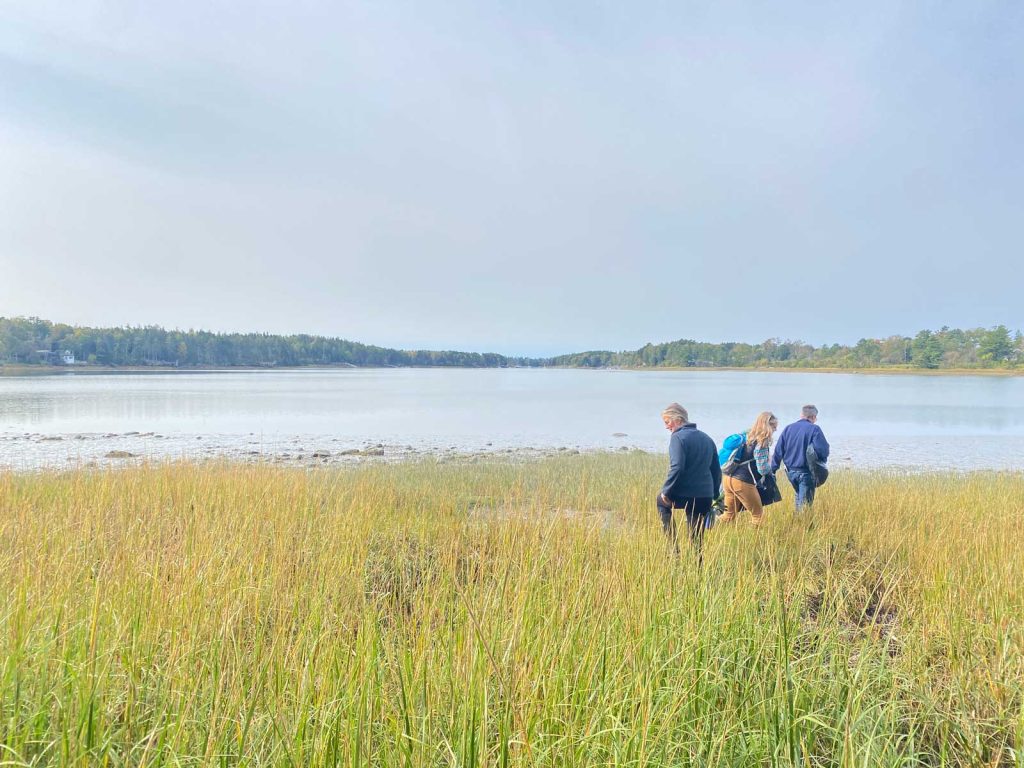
{"left": 719, "top": 474, "right": 764, "bottom": 525}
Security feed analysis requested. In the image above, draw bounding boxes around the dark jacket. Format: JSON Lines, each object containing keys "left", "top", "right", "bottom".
{"left": 661, "top": 423, "right": 721, "bottom": 501}
{"left": 771, "top": 419, "right": 829, "bottom": 473}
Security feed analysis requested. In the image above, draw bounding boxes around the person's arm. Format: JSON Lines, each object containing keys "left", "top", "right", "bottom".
{"left": 770, "top": 430, "right": 785, "bottom": 473}
{"left": 754, "top": 443, "right": 771, "bottom": 476}
{"left": 710, "top": 446, "right": 722, "bottom": 497}
{"left": 812, "top": 426, "right": 830, "bottom": 462}
{"left": 660, "top": 433, "right": 685, "bottom": 502}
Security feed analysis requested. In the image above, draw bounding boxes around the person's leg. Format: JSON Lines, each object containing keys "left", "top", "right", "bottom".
{"left": 682, "top": 497, "right": 711, "bottom": 565}
{"left": 801, "top": 470, "right": 816, "bottom": 509}
{"left": 719, "top": 475, "right": 741, "bottom": 523}
{"left": 787, "top": 469, "right": 814, "bottom": 511}
{"left": 787, "top": 469, "right": 804, "bottom": 511}
{"left": 657, "top": 493, "right": 678, "bottom": 554}
{"left": 734, "top": 479, "right": 764, "bottom": 525}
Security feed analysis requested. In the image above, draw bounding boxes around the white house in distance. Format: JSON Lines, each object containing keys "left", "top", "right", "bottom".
{"left": 32, "top": 350, "right": 76, "bottom": 365}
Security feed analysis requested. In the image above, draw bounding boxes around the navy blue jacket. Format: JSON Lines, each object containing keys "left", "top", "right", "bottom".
{"left": 661, "top": 423, "right": 721, "bottom": 501}
{"left": 771, "top": 418, "right": 830, "bottom": 473}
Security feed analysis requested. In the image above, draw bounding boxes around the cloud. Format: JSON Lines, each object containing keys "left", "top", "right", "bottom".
{"left": 1, "top": 1, "right": 1022, "bottom": 354}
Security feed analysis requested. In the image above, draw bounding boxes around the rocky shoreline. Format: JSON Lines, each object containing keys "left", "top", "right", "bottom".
{"left": 2, "top": 430, "right": 1013, "bottom": 474}
{"left": 0, "top": 431, "right": 633, "bottom": 471}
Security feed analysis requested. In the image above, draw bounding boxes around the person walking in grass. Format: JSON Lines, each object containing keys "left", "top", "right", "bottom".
{"left": 719, "top": 411, "right": 779, "bottom": 526}
{"left": 658, "top": 403, "right": 721, "bottom": 560}
{"left": 771, "top": 404, "right": 830, "bottom": 511}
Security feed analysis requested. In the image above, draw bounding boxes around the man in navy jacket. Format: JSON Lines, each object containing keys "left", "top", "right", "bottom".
{"left": 771, "top": 404, "right": 830, "bottom": 511}
{"left": 658, "top": 402, "right": 721, "bottom": 558}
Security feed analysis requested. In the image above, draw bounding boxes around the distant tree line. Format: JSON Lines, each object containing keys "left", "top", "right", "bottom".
{"left": 0, "top": 317, "right": 539, "bottom": 368}
{"left": 2, "top": 317, "right": 1021, "bottom": 371}
{"left": 549, "top": 325, "right": 1024, "bottom": 370}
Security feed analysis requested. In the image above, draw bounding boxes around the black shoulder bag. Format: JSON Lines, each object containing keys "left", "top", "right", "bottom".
{"left": 748, "top": 446, "right": 782, "bottom": 506}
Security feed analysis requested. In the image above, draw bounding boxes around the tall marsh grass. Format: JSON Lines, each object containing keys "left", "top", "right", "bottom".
{"left": 0, "top": 455, "right": 1021, "bottom": 766}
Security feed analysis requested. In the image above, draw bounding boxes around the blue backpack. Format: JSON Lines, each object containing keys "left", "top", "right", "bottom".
{"left": 718, "top": 431, "right": 748, "bottom": 472}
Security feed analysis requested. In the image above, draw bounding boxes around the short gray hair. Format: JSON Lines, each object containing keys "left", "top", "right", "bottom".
{"left": 802, "top": 404, "right": 819, "bottom": 419}
{"left": 662, "top": 403, "right": 689, "bottom": 424}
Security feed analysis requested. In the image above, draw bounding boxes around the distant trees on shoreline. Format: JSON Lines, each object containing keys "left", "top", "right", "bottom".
{"left": 1, "top": 316, "right": 1020, "bottom": 370}
{"left": 550, "top": 325, "right": 1023, "bottom": 370}
{"left": 0, "top": 317, "right": 535, "bottom": 368}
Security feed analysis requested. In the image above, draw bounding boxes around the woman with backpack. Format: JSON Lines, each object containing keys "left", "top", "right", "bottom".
{"left": 719, "top": 411, "right": 778, "bottom": 526}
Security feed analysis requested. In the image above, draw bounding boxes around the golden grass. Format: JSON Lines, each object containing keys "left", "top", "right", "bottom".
{"left": 0, "top": 455, "right": 1021, "bottom": 766}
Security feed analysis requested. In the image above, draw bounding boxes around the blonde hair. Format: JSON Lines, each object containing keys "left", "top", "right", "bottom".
{"left": 661, "top": 403, "right": 689, "bottom": 425}
{"left": 747, "top": 411, "right": 778, "bottom": 448}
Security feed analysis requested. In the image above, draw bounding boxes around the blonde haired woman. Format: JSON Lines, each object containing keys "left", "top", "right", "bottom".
{"left": 719, "top": 411, "right": 778, "bottom": 526}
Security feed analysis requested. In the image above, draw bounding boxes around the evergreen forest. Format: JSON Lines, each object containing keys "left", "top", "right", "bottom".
{"left": 1, "top": 317, "right": 1021, "bottom": 371}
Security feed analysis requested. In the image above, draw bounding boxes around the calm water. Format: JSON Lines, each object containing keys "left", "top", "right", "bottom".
{"left": 1, "top": 368, "right": 1022, "bottom": 471}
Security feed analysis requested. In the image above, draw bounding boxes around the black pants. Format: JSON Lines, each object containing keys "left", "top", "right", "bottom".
{"left": 657, "top": 494, "right": 711, "bottom": 559}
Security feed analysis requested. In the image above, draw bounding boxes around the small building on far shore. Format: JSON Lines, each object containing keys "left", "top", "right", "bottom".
{"left": 32, "top": 349, "right": 77, "bottom": 365}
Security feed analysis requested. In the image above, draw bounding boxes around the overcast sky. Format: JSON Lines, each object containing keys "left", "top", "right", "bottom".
{"left": 1, "top": 2, "right": 1022, "bottom": 356}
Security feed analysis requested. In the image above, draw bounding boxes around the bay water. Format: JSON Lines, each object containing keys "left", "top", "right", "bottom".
{"left": 1, "top": 368, "right": 1022, "bottom": 471}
